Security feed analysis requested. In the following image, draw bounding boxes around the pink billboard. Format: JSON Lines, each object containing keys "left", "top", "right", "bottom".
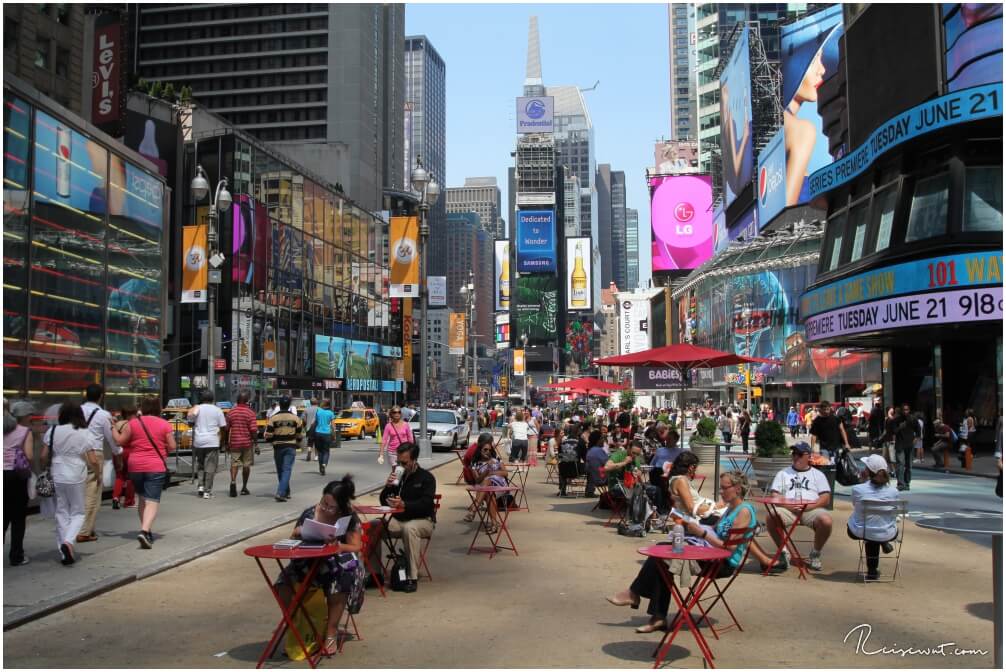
{"left": 649, "top": 174, "right": 713, "bottom": 271}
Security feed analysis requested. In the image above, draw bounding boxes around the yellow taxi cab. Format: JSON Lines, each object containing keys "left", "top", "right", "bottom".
{"left": 333, "top": 408, "right": 379, "bottom": 440}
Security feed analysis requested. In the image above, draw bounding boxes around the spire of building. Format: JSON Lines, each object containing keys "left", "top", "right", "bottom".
{"left": 524, "top": 15, "right": 544, "bottom": 96}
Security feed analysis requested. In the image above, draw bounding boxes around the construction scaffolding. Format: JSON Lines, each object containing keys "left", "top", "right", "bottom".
{"left": 515, "top": 133, "right": 556, "bottom": 196}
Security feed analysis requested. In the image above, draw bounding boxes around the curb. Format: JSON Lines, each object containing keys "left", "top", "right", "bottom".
{"left": 3, "top": 460, "right": 454, "bottom": 631}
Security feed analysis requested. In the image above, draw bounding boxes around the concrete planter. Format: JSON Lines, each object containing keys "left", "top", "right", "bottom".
{"left": 750, "top": 456, "right": 792, "bottom": 494}
{"left": 689, "top": 440, "right": 718, "bottom": 468}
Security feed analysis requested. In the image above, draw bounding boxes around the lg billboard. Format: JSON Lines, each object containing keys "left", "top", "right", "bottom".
{"left": 649, "top": 174, "right": 713, "bottom": 272}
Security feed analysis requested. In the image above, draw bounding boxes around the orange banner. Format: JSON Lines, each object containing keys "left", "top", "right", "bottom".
{"left": 263, "top": 339, "right": 277, "bottom": 374}
{"left": 181, "top": 225, "right": 207, "bottom": 303}
{"left": 449, "top": 313, "right": 466, "bottom": 355}
{"left": 389, "top": 216, "right": 419, "bottom": 297}
{"left": 513, "top": 349, "right": 525, "bottom": 376}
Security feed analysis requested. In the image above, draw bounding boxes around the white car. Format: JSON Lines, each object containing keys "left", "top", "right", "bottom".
{"left": 409, "top": 409, "right": 471, "bottom": 451}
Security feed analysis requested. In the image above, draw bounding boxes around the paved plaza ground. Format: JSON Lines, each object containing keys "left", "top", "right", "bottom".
{"left": 3, "top": 446, "right": 999, "bottom": 669}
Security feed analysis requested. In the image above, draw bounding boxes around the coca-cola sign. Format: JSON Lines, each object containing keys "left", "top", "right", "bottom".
{"left": 91, "top": 13, "right": 124, "bottom": 134}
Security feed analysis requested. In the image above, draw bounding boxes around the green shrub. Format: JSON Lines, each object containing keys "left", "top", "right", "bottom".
{"left": 754, "top": 420, "right": 789, "bottom": 457}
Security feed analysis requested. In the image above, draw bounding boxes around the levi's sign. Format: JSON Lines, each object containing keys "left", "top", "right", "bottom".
{"left": 91, "top": 14, "right": 123, "bottom": 130}
{"left": 808, "top": 83, "right": 1002, "bottom": 198}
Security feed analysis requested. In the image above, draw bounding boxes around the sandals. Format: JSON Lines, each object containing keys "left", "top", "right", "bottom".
{"left": 463, "top": 511, "right": 476, "bottom": 523}
{"left": 321, "top": 634, "right": 339, "bottom": 656}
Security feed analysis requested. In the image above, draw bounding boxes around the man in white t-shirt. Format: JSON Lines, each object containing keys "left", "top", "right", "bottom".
{"left": 78, "top": 383, "right": 119, "bottom": 542}
{"left": 188, "top": 391, "right": 228, "bottom": 499}
{"left": 767, "top": 442, "right": 833, "bottom": 571}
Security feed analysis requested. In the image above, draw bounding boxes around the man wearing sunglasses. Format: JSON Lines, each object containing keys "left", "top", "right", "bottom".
{"left": 378, "top": 442, "right": 436, "bottom": 593}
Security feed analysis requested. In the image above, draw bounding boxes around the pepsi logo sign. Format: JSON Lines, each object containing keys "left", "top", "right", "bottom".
{"left": 673, "top": 202, "right": 695, "bottom": 222}
{"left": 759, "top": 167, "right": 768, "bottom": 205}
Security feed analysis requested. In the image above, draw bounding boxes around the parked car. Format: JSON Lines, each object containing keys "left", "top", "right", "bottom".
{"left": 333, "top": 408, "right": 379, "bottom": 440}
{"left": 408, "top": 409, "right": 470, "bottom": 451}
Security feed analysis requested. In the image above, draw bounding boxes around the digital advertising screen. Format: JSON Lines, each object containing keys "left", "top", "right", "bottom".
{"left": 565, "top": 237, "right": 592, "bottom": 311}
{"left": 232, "top": 195, "right": 269, "bottom": 289}
{"left": 516, "top": 210, "right": 556, "bottom": 273}
{"left": 719, "top": 25, "right": 753, "bottom": 209}
{"left": 780, "top": 5, "right": 844, "bottom": 208}
{"left": 513, "top": 274, "right": 559, "bottom": 344}
{"left": 649, "top": 174, "right": 714, "bottom": 272}
{"left": 756, "top": 129, "right": 787, "bottom": 226}
{"left": 494, "top": 239, "right": 510, "bottom": 311}
{"left": 942, "top": 4, "right": 1003, "bottom": 92}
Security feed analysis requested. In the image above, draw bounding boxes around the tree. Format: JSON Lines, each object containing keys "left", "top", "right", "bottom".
{"left": 148, "top": 81, "right": 163, "bottom": 99}
{"left": 179, "top": 85, "right": 192, "bottom": 103}
{"left": 618, "top": 388, "right": 636, "bottom": 410}
{"left": 161, "top": 82, "right": 176, "bottom": 102}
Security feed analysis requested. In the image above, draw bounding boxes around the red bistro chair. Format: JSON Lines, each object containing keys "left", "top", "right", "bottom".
{"left": 359, "top": 520, "right": 386, "bottom": 598}
{"left": 691, "top": 525, "right": 757, "bottom": 639}
{"left": 418, "top": 494, "right": 443, "bottom": 581}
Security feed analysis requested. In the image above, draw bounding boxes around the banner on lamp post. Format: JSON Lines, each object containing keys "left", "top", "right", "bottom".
{"left": 428, "top": 276, "right": 447, "bottom": 306}
{"left": 513, "top": 349, "right": 526, "bottom": 376}
{"left": 181, "top": 225, "right": 208, "bottom": 303}
{"left": 449, "top": 312, "right": 466, "bottom": 355}
{"left": 262, "top": 339, "right": 277, "bottom": 374}
{"left": 389, "top": 216, "right": 419, "bottom": 297}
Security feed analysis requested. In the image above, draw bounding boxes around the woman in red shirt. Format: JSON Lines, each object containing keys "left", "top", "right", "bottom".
{"left": 113, "top": 395, "right": 176, "bottom": 549}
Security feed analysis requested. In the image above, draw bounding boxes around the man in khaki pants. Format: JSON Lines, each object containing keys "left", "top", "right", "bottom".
{"left": 79, "top": 384, "right": 118, "bottom": 542}
{"left": 378, "top": 443, "right": 437, "bottom": 594}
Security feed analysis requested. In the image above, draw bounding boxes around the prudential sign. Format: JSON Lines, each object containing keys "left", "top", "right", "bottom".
{"left": 516, "top": 96, "right": 554, "bottom": 134}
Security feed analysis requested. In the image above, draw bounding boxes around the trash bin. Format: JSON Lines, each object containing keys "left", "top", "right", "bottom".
{"left": 813, "top": 464, "right": 836, "bottom": 511}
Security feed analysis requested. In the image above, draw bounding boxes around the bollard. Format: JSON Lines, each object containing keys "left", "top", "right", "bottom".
{"left": 964, "top": 445, "right": 973, "bottom": 471}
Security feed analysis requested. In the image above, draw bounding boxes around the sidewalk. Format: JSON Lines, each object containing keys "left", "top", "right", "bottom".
{"left": 2, "top": 456, "right": 997, "bottom": 667}
{"left": 2, "top": 440, "right": 456, "bottom": 629}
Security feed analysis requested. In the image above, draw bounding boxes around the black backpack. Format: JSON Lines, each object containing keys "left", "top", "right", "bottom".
{"left": 558, "top": 438, "right": 580, "bottom": 463}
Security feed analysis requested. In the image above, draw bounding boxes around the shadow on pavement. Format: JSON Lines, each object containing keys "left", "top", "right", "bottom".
{"left": 965, "top": 601, "right": 994, "bottom": 621}
{"left": 806, "top": 570, "right": 864, "bottom": 583}
{"left": 600, "top": 639, "right": 689, "bottom": 663}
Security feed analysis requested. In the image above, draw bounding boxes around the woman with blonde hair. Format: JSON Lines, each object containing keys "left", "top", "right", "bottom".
{"left": 509, "top": 409, "right": 530, "bottom": 463}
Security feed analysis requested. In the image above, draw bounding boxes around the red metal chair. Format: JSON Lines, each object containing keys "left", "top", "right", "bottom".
{"left": 417, "top": 494, "right": 442, "bottom": 581}
{"left": 359, "top": 520, "right": 386, "bottom": 598}
{"left": 336, "top": 609, "right": 362, "bottom": 653}
{"left": 691, "top": 525, "right": 757, "bottom": 639}
{"left": 591, "top": 467, "right": 628, "bottom": 527}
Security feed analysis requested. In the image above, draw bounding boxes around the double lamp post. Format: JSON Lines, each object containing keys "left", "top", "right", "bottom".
{"left": 410, "top": 157, "right": 439, "bottom": 460}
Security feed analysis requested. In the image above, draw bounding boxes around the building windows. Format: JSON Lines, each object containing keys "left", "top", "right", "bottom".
{"left": 823, "top": 212, "right": 847, "bottom": 272}
{"left": 905, "top": 172, "right": 949, "bottom": 242}
{"left": 55, "top": 47, "right": 70, "bottom": 78}
{"left": 4, "top": 18, "right": 17, "bottom": 53}
{"left": 870, "top": 184, "right": 898, "bottom": 253}
{"left": 963, "top": 166, "right": 1002, "bottom": 232}
{"left": 35, "top": 37, "right": 50, "bottom": 70}
{"left": 847, "top": 200, "right": 869, "bottom": 262}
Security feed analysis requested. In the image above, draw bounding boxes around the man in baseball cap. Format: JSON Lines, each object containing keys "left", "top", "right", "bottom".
{"left": 848, "top": 453, "right": 900, "bottom": 581}
{"left": 765, "top": 441, "right": 834, "bottom": 571}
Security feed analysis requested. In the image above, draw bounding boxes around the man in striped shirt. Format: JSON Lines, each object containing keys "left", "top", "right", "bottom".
{"left": 226, "top": 391, "right": 259, "bottom": 498}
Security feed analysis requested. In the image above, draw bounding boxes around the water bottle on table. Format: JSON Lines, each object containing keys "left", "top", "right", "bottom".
{"left": 671, "top": 522, "right": 685, "bottom": 553}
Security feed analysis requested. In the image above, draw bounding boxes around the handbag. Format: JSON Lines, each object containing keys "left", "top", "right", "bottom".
{"left": 11, "top": 426, "right": 32, "bottom": 480}
{"left": 389, "top": 552, "right": 411, "bottom": 591}
{"left": 102, "top": 458, "right": 115, "bottom": 488}
{"left": 137, "top": 417, "right": 173, "bottom": 490}
{"left": 35, "top": 428, "right": 56, "bottom": 498}
{"left": 835, "top": 447, "right": 865, "bottom": 486}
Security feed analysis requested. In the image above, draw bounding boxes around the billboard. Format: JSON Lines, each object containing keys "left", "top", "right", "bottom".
{"left": 389, "top": 216, "right": 419, "bottom": 297}
{"left": 513, "top": 349, "right": 526, "bottom": 376}
{"left": 720, "top": 25, "right": 753, "bottom": 209}
{"left": 494, "top": 240, "right": 510, "bottom": 311}
{"left": 231, "top": 195, "right": 269, "bottom": 289}
{"left": 516, "top": 210, "right": 556, "bottom": 272}
{"left": 633, "top": 366, "right": 684, "bottom": 390}
{"left": 619, "top": 295, "right": 651, "bottom": 355}
{"left": 565, "top": 237, "right": 592, "bottom": 311}
{"left": 449, "top": 312, "right": 466, "bottom": 355}
{"left": 495, "top": 322, "right": 510, "bottom": 349}
{"left": 91, "top": 12, "right": 125, "bottom": 135}
{"left": 942, "top": 4, "right": 1003, "bottom": 92}
{"left": 780, "top": 5, "right": 844, "bottom": 208}
{"left": 428, "top": 276, "right": 446, "bottom": 306}
{"left": 516, "top": 96, "right": 554, "bottom": 133}
{"left": 514, "top": 274, "right": 558, "bottom": 344}
{"left": 654, "top": 140, "right": 699, "bottom": 174}
{"left": 181, "top": 225, "right": 207, "bottom": 303}
{"left": 756, "top": 129, "right": 787, "bottom": 226}
{"left": 649, "top": 175, "right": 713, "bottom": 271}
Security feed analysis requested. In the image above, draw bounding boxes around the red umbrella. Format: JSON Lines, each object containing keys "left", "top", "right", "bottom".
{"left": 594, "top": 343, "right": 772, "bottom": 371}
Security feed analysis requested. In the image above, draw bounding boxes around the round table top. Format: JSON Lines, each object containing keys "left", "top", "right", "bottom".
{"left": 467, "top": 485, "right": 518, "bottom": 494}
{"left": 752, "top": 495, "right": 813, "bottom": 506}
{"left": 637, "top": 544, "right": 732, "bottom": 562}
{"left": 914, "top": 514, "right": 1003, "bottom": 536}
{"left": 353, "top": 505, "right": 404, "bottom": 515}
{"left": 245, "top": 543, "right": 340, "bottom": 560}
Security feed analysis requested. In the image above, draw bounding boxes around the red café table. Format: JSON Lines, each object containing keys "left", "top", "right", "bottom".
{"left": 504, "top": 462, "right": 531, "bottom": 512}
{"left": 751, "top": 495, "right": 811, "bottom": 580}
{"left": 353, "top": 504, "right": 405, "bottom": 574}
{"left": 637, "top": 544, "right": 733, "bottom": 669}
{"left": 245, "top": 542, "right": 341, "bottom": 669}
{"left": 466, "top": 485, "right": 520, "bottom": 558}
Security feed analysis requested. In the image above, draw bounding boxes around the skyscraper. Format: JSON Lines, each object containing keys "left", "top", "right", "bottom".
{"left": 695, "top": 3, "right": 812, "bottom": 175}
{"left": 133, "top": 3, "right": 405, "bottom": 212}
{"left": 595, "top": 164, "right": 627, "bottom": 289}
{"left": 626, "top": 208, "right": 639, "bottom": 290}
{"left": 436, "top": 212, "right": 494, "bottom": 349}
{"left": 445, "top": 178, "right": 503, "bottom": 237}
{"left": 668, "top": 3, "right": 698, "bottom": 140}
{"left": 549, "top": 85, "right": 596, "bottom": 240}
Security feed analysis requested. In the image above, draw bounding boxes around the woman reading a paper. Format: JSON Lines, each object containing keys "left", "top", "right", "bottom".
{"left": 605, "top": 471, "right": 769, "bottom": 633}
{"left": 274, "top": 476, "right": 367, "bottom": 656}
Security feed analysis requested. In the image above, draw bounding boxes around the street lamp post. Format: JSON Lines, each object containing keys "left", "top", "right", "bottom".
{"left": 191, "top": 165, "right": 232, "bottom": 396}
{"left": 741, "top": 306, "right": 753, "bottom": 414}
{"left": 520, "top": 333, "right": 528, "bottom": 409}
{"left": 411, "top": 157, "right": 440, "bottom": 461}
{"left": 460, "top": 273, "right": 476, "bottom": 411}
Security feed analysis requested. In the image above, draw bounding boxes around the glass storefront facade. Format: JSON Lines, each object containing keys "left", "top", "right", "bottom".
{"left": 3, "top": 84, "right": 167, "bottom": 408}
{"left": 182, "top": 132, "right": 401, "bottom": 407}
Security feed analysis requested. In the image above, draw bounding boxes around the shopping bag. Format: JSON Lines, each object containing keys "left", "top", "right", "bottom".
{"left": 102, "top": 459, "right": 115, "bottom": 488}
{"left": 39, "top": 493, "right": 57, "bottom": 519}
{"left": 284, "top": 585, "right": 327, "bottom": 661}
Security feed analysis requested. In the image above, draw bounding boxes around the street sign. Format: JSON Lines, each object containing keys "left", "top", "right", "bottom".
{"left": 214, "top": 358, "right": 226, "bottom": 371}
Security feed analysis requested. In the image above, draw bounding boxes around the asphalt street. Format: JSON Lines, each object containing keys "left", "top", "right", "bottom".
{"left": 2, "top": 437, "right": 457, "bottom": 628}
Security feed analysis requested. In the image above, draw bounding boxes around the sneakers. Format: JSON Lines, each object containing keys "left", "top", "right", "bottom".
{"left": 197, "top": 485, "right": 205, "bottom": 495}
{"left": 10, "top": 556, "right": 30, "bottom": 567}
{"left": 776, "top": 548, "right": 790, "bottom": 571}
{"left": 240, "top": 487, "right": 250, "bottom": 496}
{"left": 305, "top": 452, "right": 313, "bottom": 462}
{"left": 402, "top": 579, "right": 418, "bottom": 593}
{"left": 881, "top": 541, "right": 894, "bottom": 554}
{"left": 807, "top": 550, "right": 823, "bottom": 571}
{"left": 138, "top": 531, "right": 154, "bottom": 549}
{"left": 230, "top": 483, "right": 238, "bottom": 498}
{"left": 59, "top": 543, "right": 75, "bottom": 565}
{"left": 203, "top": 491, "right": 214, "bottom": 499}
{"left": 319, "top": 464, "right": 326, "bottom": 476}
{"left": 865, "top": 571, "right": 880, "bottom": 582}
{"left": 111, "top": 499, "right": 121, "bottom": 510}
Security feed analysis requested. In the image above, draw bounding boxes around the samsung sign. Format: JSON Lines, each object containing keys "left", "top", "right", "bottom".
{"left": 516, "top": 96, "right": 554, "bottom": 134}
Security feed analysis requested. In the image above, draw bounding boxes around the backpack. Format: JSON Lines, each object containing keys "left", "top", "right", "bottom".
{"left": 558, "top": 438, "right": 580, "bottom": 463}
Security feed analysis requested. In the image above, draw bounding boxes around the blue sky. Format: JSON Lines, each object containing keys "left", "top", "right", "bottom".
{"left": 406, "top": 3, "right": 671, "bottom": 286}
